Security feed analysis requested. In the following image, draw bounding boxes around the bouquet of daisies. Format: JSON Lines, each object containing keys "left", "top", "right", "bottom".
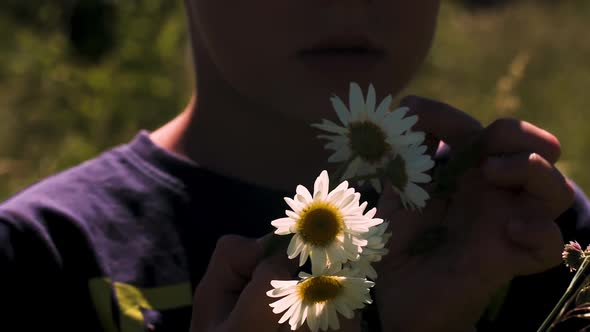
{"left": 265, "top": 83, "right": 434, "bottom": 332}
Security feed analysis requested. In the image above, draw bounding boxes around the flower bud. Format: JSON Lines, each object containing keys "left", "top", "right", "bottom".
{"left": 563, "top": 241, "right": 585, "bottom": 272}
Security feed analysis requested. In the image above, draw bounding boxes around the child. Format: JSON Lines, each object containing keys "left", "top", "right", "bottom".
{"left": 1, "top": 1, "right": 588, "bottom": 331}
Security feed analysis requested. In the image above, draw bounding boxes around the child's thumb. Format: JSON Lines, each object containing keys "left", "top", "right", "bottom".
{"left": 191, "top": 234, "right": 264, "bottom": 331}
{"left": 225, "top": 253, "right": 297, "bottom": 332}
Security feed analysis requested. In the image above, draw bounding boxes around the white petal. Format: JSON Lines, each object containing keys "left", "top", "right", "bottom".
{"left": 349, "top": 82, "right": 365, "bottom": 120}
{"left": 375, "top": 94, "right": 393, "bottom": 118}
{"left": 295, "top": 305, "right": 309, "bottom": 330}
{"left": 330, "top": 96, "right": 350, "bottom": 126}
{"left": 270, "top": 292, "right": 299, "bottom": 311}
{"left": 338, "top": 191, "right": 358, "bottom": 210}
{"left": 327, "top": 243, "right": 345, "bottom": 265}
{"left": 318, "top": 134, "right": 346, "bottom": 143}
{"left": 289, "top": 301, "right": 304, "bottom": 330}
{"left": 311, "top": 249, "right": 328, "bottom": 275}
{"left": 325, "top": 139, "right": 346, "bottom": 151}
{"left": 364, "top": 207, "right": 378, "bottom": 219}
{"left": 327, "top": 146, "right": 352, "bottom": 163}
{"left": 296, "top": 185, "right": 313, "bottom": 204}
{"left": 342, "top": 238, "right": 361, "bottom": 261}
{"left": 284, "top": 197, "right": 303, "bottom": 213}
{"left": 407, "top": 182, "right": 429, "bottom": 206}
{"left": 341, "top": 157, "right": 362, "bottom": 181}
{"left": 314, "top": 171, "right": 330, "bottom": 200}
{"left": 271, "top": 280, "right": 299, "bottom": 288}
{"left": 333, "top": 299, "right": 354, "bottom": 319}
{"left": 307, "top": 303, "right": 319, "bottom": 332}
{"left": 409, "top": 172, "right": 431, "bottom": 183}
{"left": 350, "top": 201, "right": 368, "bottom": 215}
{"left": 389, "top": 106, "right": 410, "bottom": 120}
{"left": 279, "top": 299, "right": 300, "bottom": 324}
{"left": 279, "top": 296, "right": 300, "bottom": 324}
{"left": 395, "top": 131, "right": 426, "bottom": 146}
{"left": 327, "top": 304, "right": 340, "bottom": 330}
{"left": 275, "top": 227, "right": 293, "bottom": 235}
{"left": 386, "top": 114, "right": 418, "bottom": 136}
{"left": 311, "top": 120, "right": 348, "bottom": 135}
{"left": 285, "top": 210, "right": 299, "bottom": 219}
{"left": 327, "top": 181, "right": 349, "bottom": 200}
{"left": 272, "top": 217, "right": 295, "bottom": 228}
{"left": 319, "top": 303, "right": 329, "bottom": 331}
{"left": 414, "top": 144, "right": 428, "bottom": 155}
{"left": 344, "top": 216, "right": 374, "bottom": 225}
{"left": 366, "top": 84, "right": 376, "bottom": 114}
{"left": 287, "top": 235, "right": 305, "bottom": 260}
{"left": 327, "top": 189, "right": 347, "bottom": 207}
{"left": 409, "top": 158, "right": 435, "bottom": 173}
{"left": 300, "top": 246, "right": 310, "bottom": 266}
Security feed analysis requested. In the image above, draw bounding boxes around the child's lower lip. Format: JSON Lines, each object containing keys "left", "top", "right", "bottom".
{"left": 297, "top": 50, "right": 386, "bottom": 74}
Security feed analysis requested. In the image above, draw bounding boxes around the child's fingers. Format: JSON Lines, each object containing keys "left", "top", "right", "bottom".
{"left": 399, "top": 95, "right": 483, "bottom": 153}
{"left": 506, "top": 217, "right": 564, "bottom": 276}
{"left": 191, "top": 234, "right": 263, "bottom": 331}
{"left": 225, "top": 253, "right": 297, "bottom": 332}
{"left": 483, "top": 118, "right": 561, "bottom": 164}
{"left": 482, "top": 152, "right": 575, "bottom": 220}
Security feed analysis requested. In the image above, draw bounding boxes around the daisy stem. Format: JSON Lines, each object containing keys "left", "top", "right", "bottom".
{"left": 537, "top": 256, "right": 590, "bottom": 332}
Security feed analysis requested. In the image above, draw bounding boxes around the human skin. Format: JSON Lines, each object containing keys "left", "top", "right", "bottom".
{"left": 154, "top": 1, "right": 574, "bottom": 330}
{"left": 191, "top": 235, "right": 362, "bottom": 332}
{"left": 374, "top": 97, "right": 573, "bottom": 331}
{"left": 151, "top": 1, "right": 440, "bottom": 191}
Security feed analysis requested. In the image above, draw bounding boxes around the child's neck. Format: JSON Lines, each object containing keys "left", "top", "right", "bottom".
{"left": 150, "top": 77, "right": 332, "bottom": 192}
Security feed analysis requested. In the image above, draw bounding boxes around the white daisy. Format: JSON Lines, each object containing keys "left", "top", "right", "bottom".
{"left": 384, "top": 143, "right": 435, "bottom": 210}
{"left": 311, "top": 82, "right": 425, "bottom": 192}
{"left": 271, "top": 170, "right": 383, "bottom": 275}
{"left": 348, "top": 221, "right": 391, "bottom": 280}
{"left": 267, "top": 271, "right": 375, "bottom": 332}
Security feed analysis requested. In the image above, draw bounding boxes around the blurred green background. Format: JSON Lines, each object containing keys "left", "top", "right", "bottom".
{"left": 0, "top": 0, "right": 588, "bottom": 199}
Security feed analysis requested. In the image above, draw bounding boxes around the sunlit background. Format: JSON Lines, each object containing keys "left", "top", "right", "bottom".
{"left": 0, "top": 0, "right": 588, "bottom": 199}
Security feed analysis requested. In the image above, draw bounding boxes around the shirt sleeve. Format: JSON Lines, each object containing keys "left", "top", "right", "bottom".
{"left": 0, "top": 219, "right": 64, "bottom": 330}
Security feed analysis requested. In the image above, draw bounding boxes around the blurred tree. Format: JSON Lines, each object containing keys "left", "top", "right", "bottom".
{"left": 1, "top": 0, "right": 56, "bottom": 27}
{"left": 0, "top": 0, "right": 191, "bottom": 198}
{"left": 67, "top": 0, "right": 118, "bottom": 63}
{"left": 462, "top": 0, "right": 510, "bottom": 10}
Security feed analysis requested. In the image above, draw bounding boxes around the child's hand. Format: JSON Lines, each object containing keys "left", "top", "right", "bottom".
{"left": 373, "top": 96, "right": 575, "bottom": 332}
{"left": 191, "top": 235, "right": 362, "bottom": 332}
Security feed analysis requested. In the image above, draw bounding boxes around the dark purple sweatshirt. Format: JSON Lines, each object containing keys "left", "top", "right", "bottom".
{"left": 0, "top": 131, "right": 588, "bottom": 331}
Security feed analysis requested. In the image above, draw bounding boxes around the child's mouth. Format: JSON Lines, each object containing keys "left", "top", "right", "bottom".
{"left": 297, "top": 46, "right": 386, "bottom": 74}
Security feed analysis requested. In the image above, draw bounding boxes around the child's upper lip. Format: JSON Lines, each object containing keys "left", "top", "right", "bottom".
{"left": 298, "top": 34, "right": 385, "bottom": 54}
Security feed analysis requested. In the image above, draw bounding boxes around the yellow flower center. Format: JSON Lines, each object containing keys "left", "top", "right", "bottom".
{"left": 298, "top": 276, "right": 343, "bottom": 304}
{"left": 297, "top": 201, "right": 343, "bottom": 247}
{"left": 384, "top": 154, "right": 408, "bottom": 189}
{"left": 348, "top": 121, "right": 390, "bottom": 164}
